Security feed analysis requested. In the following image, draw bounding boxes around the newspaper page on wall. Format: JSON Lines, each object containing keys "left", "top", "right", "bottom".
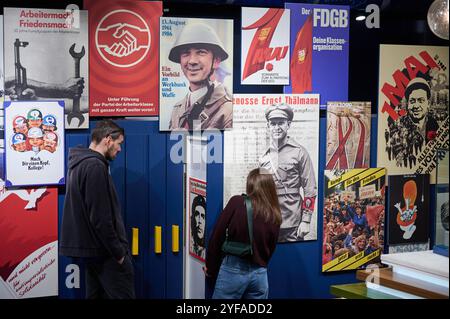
{"left": 322, "top": 168, "right": 386, "bottom": 272}
{"left": 377, "top": 45, "right": 449, "bottom": 184}
{"left": 284, "top": 3, "right": 349, "bottom": 110}
{"left": 241, "top": 7, "right": 290, "bottom": 85}
{"left": 85, "top": 0, "right": 162, "bottom": 116}
{"left": 4, "top": 101, "right": 65, "bottom": 187}
{"left": 3, "top": 7, "right": 89, "bottom": 129}
{"left": 224, "top": 94, "right": 319, "bottom": 243}
{"left": 0, "top": 180, "right": 58, "bottom": 298}
{"left": 326, "top": 101, "right": 371, "bottom": 169}
{"left": 159, "top": 17, "right": 233, "bottom": 131}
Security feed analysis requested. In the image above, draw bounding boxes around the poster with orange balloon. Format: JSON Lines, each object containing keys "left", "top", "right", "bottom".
{"left": 388, "top": 174, "right": 430, "bottom": 245}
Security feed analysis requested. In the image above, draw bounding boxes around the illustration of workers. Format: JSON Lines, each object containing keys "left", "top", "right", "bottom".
{"left": 11, "top": 133, "right": 28, "bottom": 152}
{"left": 42, "top": 114, "right": 57, "bottom": 132}
{"left": 27, "top": 127, "right": 44, "bottom": 154}
{"left": 27, "top": 109, "right": 43, "bottom": 128}
{"left": 43, "top": 131, "right": 58, "bottom": 153}
{"left": 13, "top": 115, "right": 29, "bottom": 135}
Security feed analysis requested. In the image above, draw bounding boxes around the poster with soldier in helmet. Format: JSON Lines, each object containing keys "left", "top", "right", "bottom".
{"left": 4, "top": 100, "right": 65, "bottom": 187}
{"left": 159, "top": 17, "right": 233, "bottom": 131}
{"left": 224, "top": 94, "right": 319, "bottom": 242}
{"left": 377, "top": 45, "right": 449, "bottom": 183}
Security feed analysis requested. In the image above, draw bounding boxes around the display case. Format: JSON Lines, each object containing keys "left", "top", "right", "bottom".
{"left": 434, "top": 148, "right": 449, "bottom": 256}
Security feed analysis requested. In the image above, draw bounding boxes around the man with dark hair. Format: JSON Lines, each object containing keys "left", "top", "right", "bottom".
{"left": 404, "top": 77, "right": 438, "bottom": 145}
{"left": 190, "top": 194, "right": 206, "bottom": 259}
{"left": 60, "top": 119, "right": 134, "bottom": 299}
{"left": 168, "top": 23, "right": 232, "bottom": 130}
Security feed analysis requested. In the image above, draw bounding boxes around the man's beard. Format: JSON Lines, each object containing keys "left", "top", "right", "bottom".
{"left": 105, "top": 146, "right": 116, "bottom": 161}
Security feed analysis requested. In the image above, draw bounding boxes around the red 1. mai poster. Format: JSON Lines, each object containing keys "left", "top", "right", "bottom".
{"left": 0, "top": 181, "right": 58, "bottom": 298}
{"left": 85, "top": 0, "right": 162, "bottom": 116}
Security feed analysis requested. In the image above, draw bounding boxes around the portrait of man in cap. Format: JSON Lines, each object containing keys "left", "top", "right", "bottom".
{"left": 167, "top": 22, "right": 232, "bottom": 130}
{"left": 259, "top": 103, "right": 317, "bottom": 242}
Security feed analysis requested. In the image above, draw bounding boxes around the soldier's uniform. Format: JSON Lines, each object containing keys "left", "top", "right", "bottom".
{"left": 259, "top": 104, "right": 317, "bottom": 242}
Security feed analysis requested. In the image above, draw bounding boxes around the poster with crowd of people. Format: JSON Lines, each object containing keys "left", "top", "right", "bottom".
{"left": 85, "top": 0, "right": 162, "bottom": 116}
{"left": 159, "top": 17, "right": 233, "bottom": 131}
{"left": 322, "top": 168, "right": 386, "bottom": 272}
{"left": 0, "top": 180, "right": 58, "bottom": 299}
{"left": 326, "top": 101, "right": 371, "bottom": 169}
{"left": 224, "top": 94, "right": 320, "bottom": 243}
{"left": 388, "top": 174, "right": 430, "bottom": 245}
{"left": 3, "top": 7, "right": 89, "bottom": 129}
{"left": 377, "top": 45, "right": 449, "bottom": 184}
{"left": 4, "top": 101, "right": 65, "bottom": 187}
{"left": 189, "top": 177, "right": 206, "bottom": 262}
{"left": 284, "top": 3, "right": 349, "bottom": 109}
{"left": 241, "top": 7, "right": 290, "bottom": 85}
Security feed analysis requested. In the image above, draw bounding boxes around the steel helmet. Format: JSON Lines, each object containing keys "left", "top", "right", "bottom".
{"left": 43, "top": 115, "right": 57, "bottom": 126}
{"left": 12, "top": 133, "right": 26, "bottom": 145}
{"left": 27, "top": 127, "right": 44, "bottom": 138}
{"left": 13, "top": 116, "right": 27, "bottom": 128}
{"left": 168, "top": 23, "right": 228, "bottom": 63}
{"left": 44, "top": 131, "right": 58, "bottom": 142}
{"left": 27, "top": 109, "right": 43, "bottom": 120}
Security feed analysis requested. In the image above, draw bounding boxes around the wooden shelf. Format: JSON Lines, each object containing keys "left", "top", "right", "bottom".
{"left": 330, "top": 283, "right": 399, "bottom": 299}
{"left": 356, "top": 267, "right": 448, "bottom": 299}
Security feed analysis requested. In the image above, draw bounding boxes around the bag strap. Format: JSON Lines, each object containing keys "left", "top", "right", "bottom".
{"left": 243, "top": 194, "right": 253, "bottom": 254}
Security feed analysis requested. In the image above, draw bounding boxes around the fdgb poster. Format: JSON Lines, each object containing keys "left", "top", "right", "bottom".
{"left": 377, "top": 45, "right": 449, "bottom": 183}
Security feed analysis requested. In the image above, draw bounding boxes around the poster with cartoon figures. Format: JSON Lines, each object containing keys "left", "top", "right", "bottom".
{"left": 0, "top": 180, "right": 58, "bottom": 299}
{"left": 85, "top": 0, "right": 162, "bottom": 116}
{"left": 241, "top": 7, "right": 290, "bottom": 85}
{"left": 322, "top": 168, "right": 386, "bottom": 272}
{"left": 224, "top": 94, "right": 320, "bottom": 243}
{"left": 4, "top": 101, "right": 65, "bottom": 187}
{"left": 3, "top": 8, "right": 89, "bottom": 129}
{"left": 388, "top": 174, "right": 430, "bottom": 245}
{"left": 326, "top": 102, "right": 371, "bottom": 169}
{"left": 377, "top": 45, "right": 449, "bottom": 184}
{"left": 189, "top": 177, "right": 206, "bottom": 262}
{"left": 159, "top": 17, "right": 233, "bottom": 131}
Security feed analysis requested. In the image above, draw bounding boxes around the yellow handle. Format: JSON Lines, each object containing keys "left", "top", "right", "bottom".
{"left": 154, "top": 226, "right": 162, "bottom": 254}
{"left": 172, "top": 225, "right": 179, "bottom": 253}
{"left": 131, "top": 227, "right": 139, "bottom": 256}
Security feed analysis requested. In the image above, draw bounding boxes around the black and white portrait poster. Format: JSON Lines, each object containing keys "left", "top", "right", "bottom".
{"left": 189, "top": 177, "right": 206, "bottom": 262}
{"left": 241, "top": 7, "right": 290, "bottom": 85}
{"left": 435, "top": 192, "right": 449, "bottom": 248}
{"left": 377, "top": 45, "right": 449, "bottom": 183}
{"left": 224, "top": 94, "right": 320, "bottom": 242}
{"left": 159, "top": 17, "right": 233, "bottom": 131}
{"left": 3, "top": 8, "right": 89, "bottom": 129}
{"left": 388, "top": 174, "right": 430, "bottom": 245}
{"left": 4, "top": 100, "right": 65, "bottom": 187}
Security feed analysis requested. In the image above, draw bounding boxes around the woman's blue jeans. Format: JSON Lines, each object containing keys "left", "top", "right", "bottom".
{"left": 212, "top": 255, "right": 268, "bottom": 299}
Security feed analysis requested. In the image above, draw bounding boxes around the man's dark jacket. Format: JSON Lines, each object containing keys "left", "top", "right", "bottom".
{"left": 60, "top": 147, "right": 128, "bottom": 260}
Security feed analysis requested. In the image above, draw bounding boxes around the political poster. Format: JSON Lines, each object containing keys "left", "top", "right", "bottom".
{"left": 3, "top": 7, "right": 89, "bottom": 129}
{"left": 224, "top": 94, "right": 320, "bottom": 242}
{"left": 85, "top": 0, "right": 162, "bottom": 116}
{"left": 241, "top": 7, "right": 290, "bottom": 85}
{"left": 159, "top": 17, "right": 233, "bottom": 131}
{"left": 188, "top": 177, "right": 206, "bottom": 262}
{"left": 377, "top": 45, "right": 449, "bottom": 184}
{"left": 326, "top": 102, "right": 371, "bottom": 169}
{"left": 284, "top": 3, "right": 349, "bottom": 110}
{"left": 4, "top": 100, "right": 65, "bottom": 187}
{"left": 323, "top": 168, "right": 386, "bottom": 272}
{"left": 0, "top": 180, "right": 58, "bottom": 299}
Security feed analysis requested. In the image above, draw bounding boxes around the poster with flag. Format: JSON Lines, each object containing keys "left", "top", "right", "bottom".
{"left": 285, "top": 3, "right": 349, "bottom": 110}
{"left": 241, "top": 7, "right": 290, "bottom": 85}
{"left": 85, "top": 0, "right": 162, "bottom": 116}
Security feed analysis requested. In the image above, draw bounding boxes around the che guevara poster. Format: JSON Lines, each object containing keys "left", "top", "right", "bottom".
{"left": 3, "top": 7, "right": 89, "bottom": 129}
{"left": 241, "top": 7, "right": 290, "bottom": 85}
{"left": 0, "top": 180, "right": 58, "bottom": 299}
{"left": 4, "top": 100, "right": 65, "bottom": 187}
{"left": 377, "top": 45, "right": 449, "bottom": 184}
{"left": 84, "top": 0, "right": 162, "bottom": 116}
